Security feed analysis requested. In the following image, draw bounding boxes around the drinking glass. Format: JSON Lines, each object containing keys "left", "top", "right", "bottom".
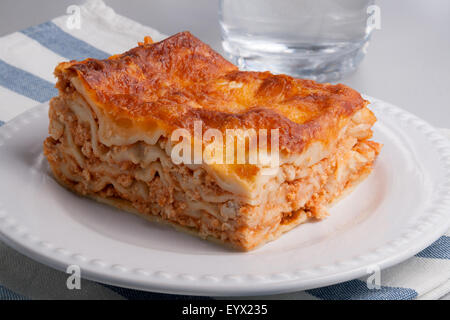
{"left": 219, "top": 0, "right": 376, "bottom": 82}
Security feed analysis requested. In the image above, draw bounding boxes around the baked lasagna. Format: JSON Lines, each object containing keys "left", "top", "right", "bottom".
{"left": 43, "top": 31, "right": 381, "bottom": 251}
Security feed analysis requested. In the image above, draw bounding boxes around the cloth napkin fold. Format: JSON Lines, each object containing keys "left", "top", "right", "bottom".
{"left": 0, "top": 0, "right": 448, "bottom": 300}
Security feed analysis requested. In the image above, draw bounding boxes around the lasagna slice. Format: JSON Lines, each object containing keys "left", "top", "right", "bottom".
{"left": 43, "top": 32, "right": 381, "bottom": 251}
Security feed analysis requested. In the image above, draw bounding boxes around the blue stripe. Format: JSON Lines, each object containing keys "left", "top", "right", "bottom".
{"left": 0, "top": 285, "right": 27, "bottom": 300}
{"left": 102, "top": 284, "right": 211, "bottom": 300}
{"left": 0, "top": 60, "right": 57, "bottom": 102}
{"left": 306, "top": 279, "right": 417, "bottom": 300}
{"left": 416, "top": 236, "right": 450, "bottom": 259}
{"left": 0, "top": 120, "right": 4, "bottom": 127}
{"left": 21, "top": 21, "right": 110, "bottom": 61}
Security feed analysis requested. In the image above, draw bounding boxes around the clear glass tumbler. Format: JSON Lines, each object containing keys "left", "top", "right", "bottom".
{"left": 219, "top": 0, "right": 375, "bottom": 82}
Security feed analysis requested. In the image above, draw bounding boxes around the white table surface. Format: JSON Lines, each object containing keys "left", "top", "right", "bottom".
{"left": 0, "top": 0, "right": 449, "bottom": 299}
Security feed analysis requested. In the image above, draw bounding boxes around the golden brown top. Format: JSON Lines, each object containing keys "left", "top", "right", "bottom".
{"left": 55, "top": 31, "right": 369, "bottom": 155}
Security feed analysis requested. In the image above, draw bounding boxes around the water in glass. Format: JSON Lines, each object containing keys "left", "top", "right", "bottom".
{"left": 219, "top": 0, "right": 375, "bottom": 82}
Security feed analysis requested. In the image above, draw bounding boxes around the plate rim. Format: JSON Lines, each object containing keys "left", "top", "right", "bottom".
{"left": 0, "top": 96, "right": 449, "bottom": 296}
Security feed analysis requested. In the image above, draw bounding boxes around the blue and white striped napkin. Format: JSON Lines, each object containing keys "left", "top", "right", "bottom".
{"left": 0, "top": 0, "right": 448, "bottom": 300}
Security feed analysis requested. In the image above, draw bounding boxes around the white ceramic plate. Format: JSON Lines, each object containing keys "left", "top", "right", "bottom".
{"left": 0, "top": 97, "right": 449, "bottom": 296}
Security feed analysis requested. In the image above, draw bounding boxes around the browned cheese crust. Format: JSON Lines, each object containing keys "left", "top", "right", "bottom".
{"left": 55, "top": 31, "right": 368, "bottom": 156}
